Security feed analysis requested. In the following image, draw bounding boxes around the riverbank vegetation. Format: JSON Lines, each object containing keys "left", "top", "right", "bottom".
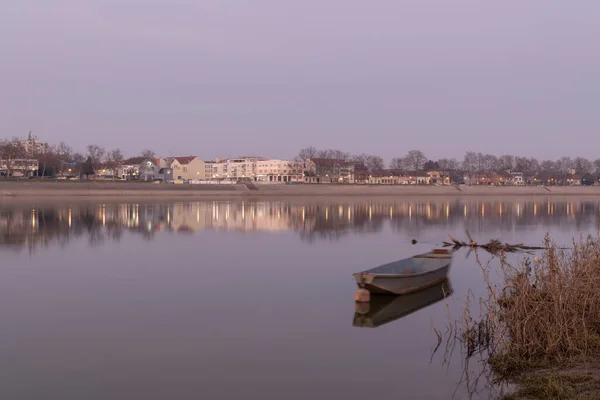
{"left": 441, "top": 233, "right": 600, "bottom": 399}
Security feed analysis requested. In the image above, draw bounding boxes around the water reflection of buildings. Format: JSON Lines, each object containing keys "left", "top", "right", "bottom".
{"left": 168, "top": 202, "right": 295, "bottom": 233}
{"left": 1, "top": 199, "right": 599, "bottom": 251}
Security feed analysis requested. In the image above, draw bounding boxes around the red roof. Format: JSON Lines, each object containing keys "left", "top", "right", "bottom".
{"left": 174, "top": 156, "right": 197, "bottom": 165}
{"left": 123, "top": 156, "right": 150, "bottom": 165}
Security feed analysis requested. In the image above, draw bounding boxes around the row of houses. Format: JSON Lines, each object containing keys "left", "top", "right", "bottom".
{"left": 91, "top": 156, "right": 306, "bottom": 182}
{"left": 471, "top": 171, "right": 597, "bottom": 186}
{"left": 91, "top": 156, "right": 439, "bottom": 184}
{"left": 31, "top": 153, "right": 530, "bottom": 185}
{"left": 303, "top": 159, "right": 434, "bottom": 184}
{"left": 2, "top": 148, "right": 591, "bottom": 186}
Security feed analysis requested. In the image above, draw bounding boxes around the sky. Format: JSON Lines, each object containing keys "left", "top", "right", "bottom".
{"left": 2, "top": 1, "right": 600, "bottom": 162}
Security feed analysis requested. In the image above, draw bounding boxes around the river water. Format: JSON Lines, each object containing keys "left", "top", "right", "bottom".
{"left": 0, "top": 197, "right": 597, "bottom": 399}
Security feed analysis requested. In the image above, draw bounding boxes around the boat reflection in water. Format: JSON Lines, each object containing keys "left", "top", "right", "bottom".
{"left": 353, "top": 279, "right": 452, "bottom": 328}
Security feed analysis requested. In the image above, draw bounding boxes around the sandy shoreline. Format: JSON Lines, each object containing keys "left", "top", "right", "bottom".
{"left": 1, "top": 181, "right": 600, "bottom": 200}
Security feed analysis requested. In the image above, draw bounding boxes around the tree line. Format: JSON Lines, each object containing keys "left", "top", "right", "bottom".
{"left": 3, "top": 135, "right": 599, "bottom": 179}
{"left": 0, "top": 136, "right": 156, "bottom": 177}
{"left": 297, "top": 146, "right": 600, "bottom": 177}
{"left": 296, "top": 146, "right": 386, "bottom": 172}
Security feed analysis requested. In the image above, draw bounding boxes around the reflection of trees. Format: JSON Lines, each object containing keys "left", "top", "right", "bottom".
{"left": 0, "top": 204, "right": 163, "bottom": 253}
{"left": 293, "top": 204, "right": 386, "bottom": 243}
{"left": 0, "top": 208, "right": 73, "bottom": 252}
{"left": 1, "top": 199, "right": 599, "bottom": 252}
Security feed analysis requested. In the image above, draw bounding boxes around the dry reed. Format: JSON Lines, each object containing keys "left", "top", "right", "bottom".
{"left": 491, "top": 234, "right": 600, "bottom": 371}
{"left": 436, "top": 233, "right": 600, "bottom": 398}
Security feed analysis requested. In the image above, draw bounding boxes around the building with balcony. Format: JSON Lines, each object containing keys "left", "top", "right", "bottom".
{"left": 207, "top": 156, "right": 266, "bottom": 180}
{"left": 254, "top": 159, "right": 304, "bottom": 183}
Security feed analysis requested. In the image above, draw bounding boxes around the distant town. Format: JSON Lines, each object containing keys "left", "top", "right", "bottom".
{"left": 1, "top": 133, "right": 599, "bottom": 186}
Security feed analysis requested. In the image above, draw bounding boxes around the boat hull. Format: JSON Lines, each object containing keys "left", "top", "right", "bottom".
{"left": 354, "top": 263, "right": 451, "bottom": 295}
{"left": 353, "top": 279, "right": 453, "bottom": 328}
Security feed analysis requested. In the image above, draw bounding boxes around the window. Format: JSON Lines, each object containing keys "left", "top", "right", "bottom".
{"left": 183, "top": 166, "right": 188, "bottom": 173}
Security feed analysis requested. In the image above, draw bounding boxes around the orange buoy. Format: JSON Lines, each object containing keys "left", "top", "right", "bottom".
{"left": 355, "top": 288, "right": 370, "bottom": 303}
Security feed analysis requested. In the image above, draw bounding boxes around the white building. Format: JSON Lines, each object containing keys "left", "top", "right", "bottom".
{"left": 204, "top": 161, "right": 215, "bottom": 179}
{"left": 20, "top": 135, "right": 49, "bottom": 157}
{"left": 209, "top": 157, "right": 265, "bottom": 180}
{"left": 0, "top": 159, "right": 39, "bottom": 176}
{"left": 510, "top": 172, "right": 524, "bottom": 185}
{"left": 255, "top": 159, "right": 305, "bottom": 183}
{"left": 118, "top": 157, "right": 158, "bottom": 180}
{"left": 206, "top": 157, "right": 305, "bottom": 182}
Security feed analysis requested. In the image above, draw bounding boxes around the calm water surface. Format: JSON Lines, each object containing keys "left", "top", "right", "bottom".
{"left": 0, "top": 198, "right": 598, "bottom": 399}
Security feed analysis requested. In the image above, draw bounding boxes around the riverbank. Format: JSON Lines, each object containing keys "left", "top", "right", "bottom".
{"left": 452, "top": 235, "right": 600, "bottom": 399}
{"left": 2, "top": 180, "right": 600, "bottom": 199}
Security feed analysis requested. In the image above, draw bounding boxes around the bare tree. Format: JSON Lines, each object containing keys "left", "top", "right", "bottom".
{"left": 104, "top": 149, "right": 124, "bottom": 178}
{"left": 482, "top": 154, "right": 498, "bottom": 172}
{"left": 71, "top": 153, "right": 86, "bottom": 177}
{"left": 141, "top": 149, "right": 155, "bottom": 160}
{"left": 351, "top": 153, "right": 367, "bottom": 165}
{"left": 104, "top": 153, "right": 115, "bottom": 177}
{"left": 316, "top": 149, "right": 350, "bottom": 161}
{"left": 514, "top": 157, "right": 539, "bottom": 176}
{"left": 574, "top": 157, "right": 592, "bottom": 175}
{"left": 297, "top": 146, "right": 318, "bottom": 161}
{"left": 332, "top": 150, "right": 350, "bottom": 162}
{"left": 389, "top": 157, "right": 405, "bottom": 170}
{"left": 557, "top": 156, "right": 573, "bottom": 173}
{"left": 355, "top": 154, "right": 385, "bottom": 172}
{"left": 515, "top": 156, "right": 527, "bottom": 172}
{"left": 475, "top": 152, "right": 485, "bottom": 173}
{"left": 87, "top": 144, "right": 106, "bottom": 173}
{"left": 55, "top": 141, "right": 73, "bottom": 175}
{"left": 498, "top": 155, "right": 515, "bottom": 171}
{"left": 315, "top": 149, "right": 331, "bottom": 159}
{"left": 37, "top": 146, "right": 60, "bottom": 178}
{"left": 0, "top": 138, "right": 27, "bottom": 177}
{"left": 112, "top": 149, "right": 124, "bottom": 177}
{"left": 528, "top": 158, "right": 540, "bottom": 175}
{"left": 540, "top": 160, "right": 557, "bottom": 173}
{"left": 554, "top": 157, "right": 573, "bottom": 184}
{"left": 463, "top": 151, "right": 478, "bottom": 183}
{"left": 404, "top": 150, "right": 426, "bottom": 171}
{"left": 594, "top": 159, "right": 600, "bottom": 175}
{"left": 437, "top": 158, "right": 460, "bottom": 171}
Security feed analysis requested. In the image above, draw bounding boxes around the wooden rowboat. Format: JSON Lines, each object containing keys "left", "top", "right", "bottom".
{"left": 352, "top": 249, "right": 453, "bottom": 295}
{"left": 353, "top": 279, "right": 453, "bottom": 328}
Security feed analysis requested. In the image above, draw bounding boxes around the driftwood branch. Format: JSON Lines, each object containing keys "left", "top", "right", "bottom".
{"left": 442, "top": 231, "right": 546, "bottom": 254}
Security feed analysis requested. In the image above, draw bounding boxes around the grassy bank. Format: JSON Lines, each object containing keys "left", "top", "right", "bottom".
{"left": 451, "top": 234, "right": 600, "bottom": 399}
